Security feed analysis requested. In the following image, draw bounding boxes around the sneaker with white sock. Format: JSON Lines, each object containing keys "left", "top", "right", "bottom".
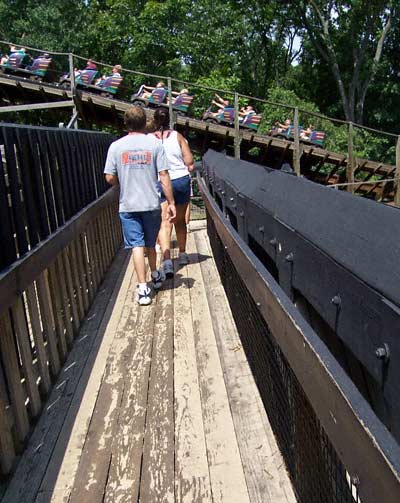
{"left": 136, "top": 285, "right": 152, "bottom": 305}
{"left": 179, "top": 252, "right": 189, "bottom": 265}
{"left": 151, "top": 269, "right": 165, "bottom": 290}
{"left": 162, "top": 259, "right": 174, "bottom": 278}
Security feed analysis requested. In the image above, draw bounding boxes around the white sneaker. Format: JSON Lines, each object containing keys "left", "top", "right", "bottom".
{"left": 151, "top": 269, "right": 165, "bottom": 290}
{"left": 136, "top": 285, "right": 152, "bottom": 305}
{"left": 179, "top": 252, "right": 189, "bottom": 265}
{"left": 162, "top": 259, "right": 174, "bottom": 278}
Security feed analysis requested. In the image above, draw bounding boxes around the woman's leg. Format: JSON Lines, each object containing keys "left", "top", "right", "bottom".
{"left": 158, "top": 201, "right": 173, "bottom": 261}
{"left": 175, "top": 203, "right": 189, "bottom": 254}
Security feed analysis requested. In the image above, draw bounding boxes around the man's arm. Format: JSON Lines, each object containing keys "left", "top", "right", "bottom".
{"left": 105, "top": 174, "right": 119, "bottom": 186}
{"left": 159, "top": 170, "right": 176, "bottom": 222}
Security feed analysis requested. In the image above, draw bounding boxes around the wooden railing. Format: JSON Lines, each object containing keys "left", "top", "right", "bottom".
{"left": 0, "top": 125, "right": 122, "bottom": 475}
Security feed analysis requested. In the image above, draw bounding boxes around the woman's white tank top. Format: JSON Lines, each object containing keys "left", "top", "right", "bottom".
{"left": 161, "top": 130, "right": 189, "bottom": 180}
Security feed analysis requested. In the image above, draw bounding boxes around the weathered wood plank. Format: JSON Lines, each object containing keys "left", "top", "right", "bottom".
{"left": 173, "top": 259, "right": 212, "bottom": 503}
{"left": 0, "top": 387, "right": 15, "bottom": 474}
{"left": 36, "top": 270, "right": 61, "bottom": 377}
{"left": 60, "top": 248, "right": 80, "bottom": 335}
{"left": 69, "top": 280, "right": 155, "bottom": 503}
{"left": 0, "top": 312, "right": 30, "bottom": 444}
{"left": 102, "top": 298, "right": 155, "bottom": 503}
{"left": 47, "top": 261, "right": 68, "bottom": 362}
{"left": 194, "top": 228, "right": 297, "bottom": 503}
{"left": 2, "top": 249, "right": 130, "bottom": 503}
{"left": 139, "top": 283, "right": 175, "bottom": 503}
{"left": 12, "top": 297, "right": 42, "bottom": 418}
{"left": 25, "top": 283, "right": 51, "bottom": 394}
{"left": 186, "top": 233, "right": 251, "bottom": 503}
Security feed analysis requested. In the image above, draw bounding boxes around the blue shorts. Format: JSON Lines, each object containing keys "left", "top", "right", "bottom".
{"left": 159, "top": 175, "right": 191, "bottom": 205}
{"left": 119, "top": 210, "right": 161, "bottom": 248}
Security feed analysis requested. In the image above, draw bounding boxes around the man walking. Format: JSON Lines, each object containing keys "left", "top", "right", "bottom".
{"left": 104, "top": 106, "right": 176, "bottom": 305}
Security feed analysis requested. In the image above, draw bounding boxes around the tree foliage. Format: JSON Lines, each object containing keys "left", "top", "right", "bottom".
{"left": 0, "top": 0, "right": 397, "bottom": 138}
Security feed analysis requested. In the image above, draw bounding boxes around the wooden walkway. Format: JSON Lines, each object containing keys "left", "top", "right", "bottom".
{"left": 2, "top": 221, "right": 296, "bottom": 503}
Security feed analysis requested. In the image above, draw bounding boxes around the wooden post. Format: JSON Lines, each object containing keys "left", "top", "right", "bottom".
{"left": 293, "top": 107, "right": 301, "bottom": 176}
{"left": 69, "top": 53, "right": 78, "bottom": 129}
{"left": 394, "top": 136, "right": 400, "bottom": 206}
{"left": 234, "top": 92, "right": 240, "bottom": 159}
{"left": 347, "top": 122, "right": 355, "bottom": 193}
{"left": 167, "top": 77, "right": 174, "bottom": 130}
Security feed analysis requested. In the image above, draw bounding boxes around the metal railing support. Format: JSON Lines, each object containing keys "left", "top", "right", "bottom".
{"left": 347, "top": 122, "right": 355, "bottom": 192}
{"left": 395, "top": 136, "right": 400, "bottom": 206}
{"left": 293, "top": 107, "right": 301, "bottom": 176}
{"left": 234, "top": 92, "right": 241, "bottom": 159}
{"left": 68, "top": 53, "right": 78, "bottom": 129}
{"left": 167, "top": 77, "right": 174, "bottom": 129}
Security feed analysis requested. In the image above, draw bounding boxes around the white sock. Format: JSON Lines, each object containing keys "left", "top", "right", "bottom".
{"left": 138, "top": 282, "right": 148, "bottom": 293}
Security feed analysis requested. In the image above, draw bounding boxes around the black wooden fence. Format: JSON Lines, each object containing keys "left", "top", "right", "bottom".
{"left": 199, "top": 149, "right": 400, "bottom": 503}
{"left": 0, "top": 124, "right": 111, "bottom": 271}
{"left": 0, "top": 124, "right": 122, "bottom": 475}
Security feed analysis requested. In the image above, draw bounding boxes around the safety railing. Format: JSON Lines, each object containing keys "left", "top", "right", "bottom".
{"left": 0, "top": 124, "right": 122, "bottom": 475}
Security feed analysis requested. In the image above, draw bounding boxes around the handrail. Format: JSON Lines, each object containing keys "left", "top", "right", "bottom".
{"left": 0, "top": 39, "right": 397, "bottom": 138}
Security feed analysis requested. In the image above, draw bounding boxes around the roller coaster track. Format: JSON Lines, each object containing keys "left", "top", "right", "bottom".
{"left": 0, "top": 71, "right": 397, "bottom": 203}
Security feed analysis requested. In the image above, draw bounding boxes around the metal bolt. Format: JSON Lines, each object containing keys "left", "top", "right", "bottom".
{"left": 351, "top": 475, "right": 360, "bottom": 486}
{"left": 221, "top": 190, "right": 225, "bottom": 195}
{"left": 230, "top": 197, "right": 234, "bottom": 202}
{"left": 256, "top": 302, "right": 261, "bottom": 307}
{"left": 258, "top": 226, "right": 264, "bottom": 233}
{"left": 269, "top": 237, "right": 277, "bottom": 246}
{"left": 239, "top": 211, "right": 245, "bottom": 217}
{"left": 331, "top": 295, "right": 341, "bottom": 307}
{"left": 285, "top": 252, "right": 294, "bottom": 262}
{"left": 375, "top": 343, "right": 390, "bottom": 363}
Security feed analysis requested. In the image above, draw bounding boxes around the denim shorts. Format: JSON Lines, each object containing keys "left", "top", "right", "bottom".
{"left": 159, "top": 175, "right": 191, "bottom": 205}
{"left": 119, "top": 210, "right": 161, "bottom": 248}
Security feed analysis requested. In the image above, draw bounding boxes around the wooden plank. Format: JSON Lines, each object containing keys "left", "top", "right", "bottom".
{"left": 185, "top": 233, "right": 251, "bottom": 503}
{"left": 12, "top": 298, "right": 42, "bottom": 418}
{"left": 2, "top": 249, "right": 130, "bottom": 503}
{"left": 173, "top": 259, "right": 213, "bottom": 502}
{"left": 139, "top": 282, "right": 175, "bottom": 502}
{"left": 26, "top": 283, "right": 51, "bottom": 394}
{"left": 0, "top": 312, "right": 30, "bottom": 443}
{"left": 0, "top": 386, "right": 15, "bottom": 474}
{"left": 69, "top": 268, "right": 155, "bottom": 503}
{"left": 36, "top": 271, "right": 61, "bottom": 377}
{"left": 73, "top": 237, "right": 90, "bottom": 313}
{"left": 60, "top": 248, "right": 80, "bottom": 335}
{"left": 68, "top": 242, "right": 85, "bottom": 321}
{"left": 47, "top": 262, "right": 68, "bottom": 362}
{"left": 55, "top": 254, "right": 74, "bottom": 346}
{"left": 103, "top": 285, "right": 156, "bottom": 502}
{"left": 194, "top": 229, "right": 297, "bottom": 503}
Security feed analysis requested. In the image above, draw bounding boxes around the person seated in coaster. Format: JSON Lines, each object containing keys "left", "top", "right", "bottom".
{"left": 209, "top": 93, "right": 231, "bottom": 117}
{"left": 95, "top": 64, "right": 122, "bottom": 86}
{"left": 84, "top": 58, "right": 97, "bottom": 70}
{"left": 166, "top": 88, "right": 189, "bottom": 104}
{"left": 275, "top": 118, "right": 292, "bottom": 133}
{"left": 239, "top": 105, "right": 256, "bottom": 122}
{"left": 140, "top": 81, "right": 166, "bottom": 99}
{"left": 300, "top": 124, "right": 314, "bottom": 140}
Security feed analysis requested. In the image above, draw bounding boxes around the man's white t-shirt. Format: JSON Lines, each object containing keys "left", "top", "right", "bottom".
{"left": 104, "top": 133, "right": 168, "bottom": 212}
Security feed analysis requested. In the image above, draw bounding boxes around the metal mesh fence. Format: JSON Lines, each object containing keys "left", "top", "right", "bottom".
{"left": 207, "top": 213, "right": 360, "bottom": 503}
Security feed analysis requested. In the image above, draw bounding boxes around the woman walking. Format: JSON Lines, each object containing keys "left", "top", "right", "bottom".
{"left": 152, "top": 108, "right": 194, "bottom": 277}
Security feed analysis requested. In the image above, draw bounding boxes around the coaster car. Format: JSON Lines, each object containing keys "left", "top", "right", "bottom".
{"left": 202, "top": 105, "right": 235, "bottom": 125}
{"left": 0, "top": 52, "right": 55, "bottom": 82}
{"left": 131, "top": 85, "right": 168, "bottom": 107}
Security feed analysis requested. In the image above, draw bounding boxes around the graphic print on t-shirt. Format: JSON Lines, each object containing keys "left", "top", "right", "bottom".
{"left": 121, "top": 150, "right": 152, "bottom": 168}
